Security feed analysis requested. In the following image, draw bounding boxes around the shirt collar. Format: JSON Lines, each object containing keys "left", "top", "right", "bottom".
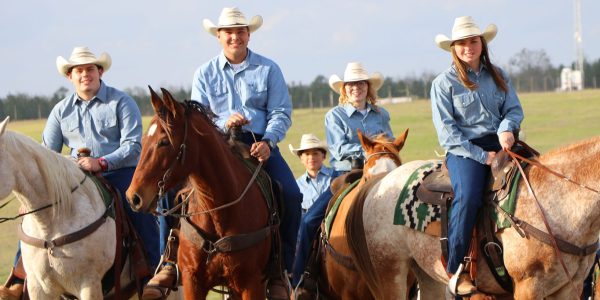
{"left": 342, "top": 102, "right": 373, "bottom": 117}
{"left": 70, "top": 80, "right": 108, "bottom": 105}
{"left": 218, "top": 48, "right": 256, "bottom": 70}
{"left": 303, "top": 165, "right": 332, "bottom": 182}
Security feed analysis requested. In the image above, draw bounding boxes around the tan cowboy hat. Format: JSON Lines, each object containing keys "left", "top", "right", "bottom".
{"left": 289, "top": 133, "right": 328, "bottom": 156}
{"left": 435, "top": 16, "right": 498, "bottom": 52}
{"left": 56, "top": 47, "right": 111, "bottom": 77}
{"left": 329, "top": 62, "right": 384, "bottom": 94}
{"left": 203, "top": 7, "right": 263, "bottom": 37}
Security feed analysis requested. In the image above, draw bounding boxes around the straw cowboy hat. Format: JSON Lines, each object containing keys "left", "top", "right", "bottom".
{"left": 329, "top": 62, "right": 384, "bottom": 94}
{"left": 435, "top": 16, "right": 497, "bottom": 52}
{"left": 56, "top": 47, "right": 111, "bottom": 77}
{"left": 289, "top": 134, "right": 328, "bottom": 156}
{"left": 203, "top": 7, "right": 263, "bottom": 36}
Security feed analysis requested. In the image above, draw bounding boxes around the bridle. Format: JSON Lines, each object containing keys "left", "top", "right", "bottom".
{"left": 364, "top": 142, "right": 401, "bottom": 165}
{"left": 157, "top": 106, "right": 189, "bottom": 200}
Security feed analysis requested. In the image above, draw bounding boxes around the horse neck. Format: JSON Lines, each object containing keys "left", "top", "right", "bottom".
{"left": 531, "top": 138, "right": 600, "bottom": 241}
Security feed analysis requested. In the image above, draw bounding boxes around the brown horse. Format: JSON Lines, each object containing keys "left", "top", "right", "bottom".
{"left": 126, "top": 88, "right": 275, "bottom": 299}
{"left": 345, "top": 136, "right": 600, "bottom": 299}
{"left": 317, "top": 129, "right": 408, "bottom": 299}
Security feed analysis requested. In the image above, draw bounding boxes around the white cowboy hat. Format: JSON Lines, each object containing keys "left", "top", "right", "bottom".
{"left": 203, "top": 7, "right": 263, "bottom": 37}
{"left": 435, "top": 16, "right": 498, "bottom": 52}
{"left": 56, "top": 47, "right": 111, "bottom": 77}
{"left": 288, "top": 133, "right": 328, "bottom": 156}
{"left": 328, "top": 62, "right": 384, "bottom": 94}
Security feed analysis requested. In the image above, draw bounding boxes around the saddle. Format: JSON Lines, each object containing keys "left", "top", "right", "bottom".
{"left": 416, "top": 143, "right": 539, "bottom": 293}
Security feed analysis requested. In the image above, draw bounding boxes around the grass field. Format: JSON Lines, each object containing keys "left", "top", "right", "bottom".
{"left": 1, "top": 89, "right": 600, "bottom": 287}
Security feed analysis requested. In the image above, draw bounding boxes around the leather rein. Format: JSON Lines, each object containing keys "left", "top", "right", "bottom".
{"left": 506, "top": 147, "right": 599, "bottom": 297}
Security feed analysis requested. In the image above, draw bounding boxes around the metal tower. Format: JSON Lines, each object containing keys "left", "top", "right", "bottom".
{"left": 574, "top": 0, "right": 584, "bottom": 88}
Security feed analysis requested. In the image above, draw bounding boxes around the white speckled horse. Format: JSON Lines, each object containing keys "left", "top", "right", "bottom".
{"left": 0, "top": 117, "right": 116, "bottom": 300}
{"left": 346, "top": 136, "right": 600, "bottom": 299}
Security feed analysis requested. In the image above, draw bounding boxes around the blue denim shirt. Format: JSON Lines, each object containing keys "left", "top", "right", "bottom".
{"left": 430, "top": 64, "right": 524, "bottom": 164}
{"left": 324, "top": 103, "right": 394, "bottom": 171}
{"left": 191, "top": 49, "right": 292, "bottom": 144}
{"left": 42, "top": 81, "right": 142, "bottom": 170}
{"left": 296, "top": 166, "right": 335, "bottom": 211}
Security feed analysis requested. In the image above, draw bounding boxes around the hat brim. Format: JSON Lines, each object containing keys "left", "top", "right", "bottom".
{"left": 328, "top": 72, "right": 384, "bottom": 94}
{"left": 288, "top": 144, "right": 328, "bottom": 156}
{"left": 435, "top": 24, "right": 498, "bottom": 52}
{"left": 203, "top": 15, "right": 263, "bottom": 37}
{"left": 56, "top": 52, "right": 112, "bottom": 77}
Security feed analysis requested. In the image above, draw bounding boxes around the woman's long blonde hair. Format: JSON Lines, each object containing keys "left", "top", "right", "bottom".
{"left": 450, "top": 37, "right": 508, "bottom": 92}
{"left": 337, "top": 81, "right": 379, "bottom": 110}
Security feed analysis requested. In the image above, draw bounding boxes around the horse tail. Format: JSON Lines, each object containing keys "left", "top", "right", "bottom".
{"left": 345, "top": 177, "right": 384, "bottom": 300}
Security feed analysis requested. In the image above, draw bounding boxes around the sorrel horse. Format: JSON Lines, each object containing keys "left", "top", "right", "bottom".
{"left": 0, "top": 117, "right": 120, "bottom": 299}
{"left": 346, "top": 136, "right": 600, "bottom": 299}
{"left": 317, "top": 129, "right": 408, "bottom": 299}
{"left": 126, "top": 88, "right": 275, "bottom": 299}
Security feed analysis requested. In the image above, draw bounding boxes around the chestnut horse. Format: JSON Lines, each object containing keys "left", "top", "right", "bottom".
{"left": 346, "top": 136, "right": 600, "bottom": 299}
{"left": 318, "top": 129, "right": 408, "bottom": 299}
{"left": 126, "top": 88, "right": 275, "bottom": 299}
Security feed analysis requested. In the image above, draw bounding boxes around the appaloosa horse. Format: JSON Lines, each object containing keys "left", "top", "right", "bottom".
{"left": 317, "top": 129, "right": 408, "bottom": 299}
{"left": 346, "top": 137, "right": 600, "bottom": 299}
{"left": 0, "top": 117, "right": 125, "bottom": 300}
{"left": 126, "top": 88, "right": 277, "bottom": 300}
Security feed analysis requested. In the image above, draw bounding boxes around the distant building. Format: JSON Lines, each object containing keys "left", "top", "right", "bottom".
{"left": 560, "top": 68, "right": 583, "bottom": 91}
{"left": 378, "top": 97, "right": 413, "bottom": 105}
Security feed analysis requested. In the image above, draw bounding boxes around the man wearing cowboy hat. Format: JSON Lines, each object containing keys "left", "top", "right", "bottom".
{"left": 189, "top": 7, "right": 302, "bottom": 299}
{"left": 289, "top": 134, "right": 334, "bottom": 213}
{"left": 1, "top": 46, "right": 162, "bottom": 300}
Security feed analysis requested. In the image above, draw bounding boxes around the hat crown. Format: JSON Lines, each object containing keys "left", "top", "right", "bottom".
{"left": 451, "top": 16, "right": 482, "bottom": 40}
{"left": 69, "top": 47, "right": 99, "bottom": 63}
{"left": 218, "top": 7, "right": 249, "bottom": 26}
{"left": 299, "top": 134, "right": 322, "bottom": 147}
{"left": 343, "top": 62, "right": 370, "bottom": 82}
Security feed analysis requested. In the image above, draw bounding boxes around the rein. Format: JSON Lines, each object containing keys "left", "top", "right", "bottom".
{"left": 156, "top": 102, "right": 264, "bottom": 218}
{"left": 0, "top": 176, "right": 87, "bottom": 224}
{"left": 364, "top": 143, "right": 400, "bottom": 164}
{"left": 506, "top": 147, "right": 599, "bottom": 298}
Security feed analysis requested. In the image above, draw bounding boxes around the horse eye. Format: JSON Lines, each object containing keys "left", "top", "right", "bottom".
{"left": 157, "top": 138, "right": 170, "bottom": 147}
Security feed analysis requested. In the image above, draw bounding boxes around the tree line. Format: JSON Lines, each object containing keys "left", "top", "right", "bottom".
{"left": 2, "top": 49, "right": 600, "bottom": 120}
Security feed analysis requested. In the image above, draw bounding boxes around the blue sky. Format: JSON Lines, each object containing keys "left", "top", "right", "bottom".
{"left": 1, "top": 0, "right": 599, "bottom": 98}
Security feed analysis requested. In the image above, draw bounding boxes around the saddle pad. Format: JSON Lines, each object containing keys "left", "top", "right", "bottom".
{"left": 491, "top": 169, "right": 521, "bottom": 229}
{"left": 324, "top": 179, "right": 360, "bottom": 239}
{"left": 87, "top": 174, "right": 116, "bottom": 219}
{"left": 393, "top": 161, "right": 442, "bottom": 231}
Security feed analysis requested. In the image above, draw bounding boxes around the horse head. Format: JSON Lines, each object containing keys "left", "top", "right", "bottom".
{"left": 359, "top": 128, "right": 409, "bottom": 177}
{"left": 126, "top": 87, "right": 198, "bottom": 213}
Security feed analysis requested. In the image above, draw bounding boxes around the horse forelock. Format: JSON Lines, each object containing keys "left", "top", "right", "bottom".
{"left": 4, "top": 131, "right": 92, "bottom": 218}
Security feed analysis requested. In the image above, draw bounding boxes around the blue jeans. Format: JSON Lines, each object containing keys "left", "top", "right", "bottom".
{"left": 582, "top": 250, "right": 600, "bottom": 299}
{"left": 157, "top": 189, "right": 179, "bottom": 253}
{"left": 445, "top": 153, "right": 490, "bottom": 274}
{"left": 103, "top": 167, "right": 160, "bottom": 269}
{"left": 292, "top": 188, "right": 333, "bottom": 285}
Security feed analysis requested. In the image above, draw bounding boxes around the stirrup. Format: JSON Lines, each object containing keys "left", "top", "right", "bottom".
{"left": 447, "top": 263, "right": 476, "bottom": 297}
{"left": 266, "top": 273, "right": 291, "bottom": 300}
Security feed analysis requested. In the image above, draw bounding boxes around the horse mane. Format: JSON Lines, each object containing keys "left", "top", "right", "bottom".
{"left": 3, "top": 131, "right": 95, "bottom": 218}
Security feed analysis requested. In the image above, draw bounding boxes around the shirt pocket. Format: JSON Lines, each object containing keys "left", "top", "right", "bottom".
{"left": 60, "top": 114, "right": 80, "bottom": 141}
{"left": 207, "top": 80, "right": 229, "bottom": 113}
{"left": 245, "top": 80, "right": 268, "bottom": 109}
{"left": 95, "top": 114, "right": 119, "bottom": 141}
{"left": 452, "top": 93, "right": 478, "bottom": 125}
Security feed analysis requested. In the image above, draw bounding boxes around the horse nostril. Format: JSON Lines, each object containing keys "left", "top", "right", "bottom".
{"left": 131, "top": 194, "right": 142, "bottom": 210}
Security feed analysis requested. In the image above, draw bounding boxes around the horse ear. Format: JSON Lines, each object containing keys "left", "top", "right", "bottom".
{"left": 160, "top": 88, "right": 178, "bottom": 117}
{"left": 357, "top": 129, "right": 375, "bottom": 151}
{"left": 0, "top": 116, "right": 10, "bottom": 136}
{"left": 393, "top": 128, "right": 409, "bottom": 151}
{"left": 148, "top": 86, "right": 167, "bottom": 119}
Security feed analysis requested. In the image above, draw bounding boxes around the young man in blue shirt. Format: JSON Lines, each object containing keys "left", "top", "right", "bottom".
{"left": 190, "top": 7, "right": 302, "bottom": 300}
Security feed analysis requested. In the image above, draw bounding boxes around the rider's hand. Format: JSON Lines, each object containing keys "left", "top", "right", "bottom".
{"left": 225, "top": 112, "right": 250, "bottom": 129}
{"left": 77, "top": 157, "right": 102, "bottom": 172}
{"left": 250, "top": 141, "right": 271, "bottom": 162}
{"left": 499, "top": 131, "right": 515, "bottom": 151}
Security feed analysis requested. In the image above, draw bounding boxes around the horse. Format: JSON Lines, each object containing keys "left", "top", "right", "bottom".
{"left": 126, "top": 88, "right": 277, "bottom": 300}
{"left": 346, "top": 136, "right": 600, "bottom": 299}
{"left": 316, "top": 129, "right": 408, "bottom": 299}
{"left": 0, "top": 117, "right": 125, "bottom": 300}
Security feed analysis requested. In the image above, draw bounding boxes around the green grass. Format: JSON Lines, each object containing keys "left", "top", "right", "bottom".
{"left": 2, "top": 89, "right": 600, "bottom": 287}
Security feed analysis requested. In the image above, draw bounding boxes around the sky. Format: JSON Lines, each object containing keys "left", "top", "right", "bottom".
{"left": 1, "top": 0, "right": 599, "bottom": 98}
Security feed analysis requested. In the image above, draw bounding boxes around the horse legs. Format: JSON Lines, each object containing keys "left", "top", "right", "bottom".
{"left": 26, "top": 281, "right": 61, "bottom": 300}
{"left": 77, "top": 281, "right": 103, "bottom": 300}
{"left": 410, "top": 263, "right": 445, "bottom": 300}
